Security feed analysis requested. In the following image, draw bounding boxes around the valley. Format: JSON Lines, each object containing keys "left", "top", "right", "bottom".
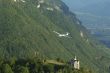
{"left": 63, "top": 0, "right": 110, "bottom": 49}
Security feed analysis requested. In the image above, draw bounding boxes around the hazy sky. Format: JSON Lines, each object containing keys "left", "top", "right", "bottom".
{"left": 62, "top": 0, "right": 109, "bottom": 11}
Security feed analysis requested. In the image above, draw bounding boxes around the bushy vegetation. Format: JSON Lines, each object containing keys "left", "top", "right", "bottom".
{"left": 0, "top": 57, "right": 93, "bottom": 73}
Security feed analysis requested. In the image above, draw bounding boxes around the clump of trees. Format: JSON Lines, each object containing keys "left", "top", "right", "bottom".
{"left": 0, "top": 57, "right": 93, "bottom": 73}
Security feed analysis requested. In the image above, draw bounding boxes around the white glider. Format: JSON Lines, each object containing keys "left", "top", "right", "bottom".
{"left": 53, "top": 31, "right": 70, "bottom": 38}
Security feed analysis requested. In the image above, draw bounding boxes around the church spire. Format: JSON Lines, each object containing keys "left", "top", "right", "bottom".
{"left": 74, "top": 56, "right": 77, "bottom": 60}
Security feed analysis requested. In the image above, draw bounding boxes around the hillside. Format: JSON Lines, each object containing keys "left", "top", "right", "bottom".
{"left": 0, "top": 0, "right": 110, "bottom": 73}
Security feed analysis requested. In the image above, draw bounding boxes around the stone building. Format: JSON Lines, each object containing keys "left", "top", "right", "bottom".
{"left": 69, "top": 56, "right": 80, "bottom": 69}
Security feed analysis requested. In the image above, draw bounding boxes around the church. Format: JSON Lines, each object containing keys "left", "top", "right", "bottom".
{"left": 69, "top": 56, "right": 80, "bottom": 69}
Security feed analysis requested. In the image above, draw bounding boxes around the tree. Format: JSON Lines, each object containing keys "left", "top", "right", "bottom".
{"left": 2, "top": 64, "right": 13, "bottom": 73}
{"left": 18, "top": 66, "right": 29, "bottom": 73}
{"left": 8, "top": 57, "right": 17, "bottom": 67}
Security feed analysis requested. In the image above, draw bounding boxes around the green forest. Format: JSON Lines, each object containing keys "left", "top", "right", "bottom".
{"left": 0, "top": 57, "right": 93, "bottom": 73}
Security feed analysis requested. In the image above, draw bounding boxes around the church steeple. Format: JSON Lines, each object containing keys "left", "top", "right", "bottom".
{"left": 69, "top": 56, "right": 80, "bottom": 69}
{"left": 74, "top": 56, "right": 80, "bottom": 69}
{"left": 74, "top": 56, "right": 77, "bottom": 60}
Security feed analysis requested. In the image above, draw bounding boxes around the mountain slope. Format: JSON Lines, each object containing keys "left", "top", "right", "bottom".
{"left": 0, "top": 0, "right": 110, "bottom": 73}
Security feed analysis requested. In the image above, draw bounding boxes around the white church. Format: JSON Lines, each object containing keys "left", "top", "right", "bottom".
{"left": 69, "top": 56, "right": 80, "bottom": 69}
